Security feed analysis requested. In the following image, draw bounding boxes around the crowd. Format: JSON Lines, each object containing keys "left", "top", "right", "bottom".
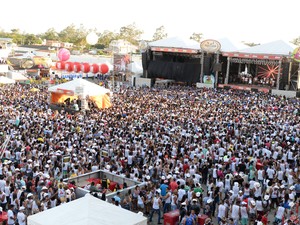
{"left": 0, "top": 83, "right": 300, "bottom": 225}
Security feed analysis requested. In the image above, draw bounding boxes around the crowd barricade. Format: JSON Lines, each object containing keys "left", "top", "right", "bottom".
{"left": 163, "top": 210, "right": 179, "bottom": 225}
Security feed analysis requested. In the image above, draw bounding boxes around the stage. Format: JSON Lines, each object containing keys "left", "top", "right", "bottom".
{"left": 218, "top": 83, "right": 271, "bottom": 93}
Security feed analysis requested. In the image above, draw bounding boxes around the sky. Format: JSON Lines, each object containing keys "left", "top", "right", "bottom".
{"left": 1, "top": 0, "right": 299, "bottom": 46}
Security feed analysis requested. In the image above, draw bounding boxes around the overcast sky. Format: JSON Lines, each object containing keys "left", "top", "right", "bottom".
{"left": 1, "top": 0, "right": 299, "bottom": 45}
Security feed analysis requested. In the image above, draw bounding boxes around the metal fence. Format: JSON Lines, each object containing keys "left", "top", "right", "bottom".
{"left": 64, "top": 170, "right": 147, "bottom": 201}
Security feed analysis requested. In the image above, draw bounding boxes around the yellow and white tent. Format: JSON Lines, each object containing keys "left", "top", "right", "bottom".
{"left": 48, "top": 78, "right": 112, "bottom": 109}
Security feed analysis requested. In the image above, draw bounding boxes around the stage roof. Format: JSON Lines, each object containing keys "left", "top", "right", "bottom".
{"left": 217, "top": 38, "right": 239, "bottom": 52}
{"left": 149, "top": 36, "right": 200, "bottom": 53}
{"left": 238, "top": 40, "right": 294, "bottom": 55}
{"left": 222, "top": 40, "right": 295, "bottom": 60}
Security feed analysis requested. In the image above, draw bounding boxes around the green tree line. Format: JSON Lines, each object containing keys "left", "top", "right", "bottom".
{"left": 0, "top": 23, "right": 204, "bottom": 50}
{"left": 1, "top": 23, "right": 298, "bottom": 49}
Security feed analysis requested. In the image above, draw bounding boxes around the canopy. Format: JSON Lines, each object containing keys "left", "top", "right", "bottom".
{"left": 7, "top": 71, "right": 29, "bottom": 81}
{"left": 48, "top": 78, "right": 112, "bottom": 108}
{"left": 27, "top": 194, "right": 147, "bottom": 225}
{"left": 222, "top": 40, "right": 295, "bottom": 59}
{"left": 149, "top": 36, "right": 201, "bottom": 53}
{"left": 0, "top": 76, "right": 15, "bottom": 84}
{"left": 129, "top": 61, "right": 143, "bottom": 74}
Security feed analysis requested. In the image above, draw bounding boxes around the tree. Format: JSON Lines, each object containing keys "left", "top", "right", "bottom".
{"left": 24, "top": 34, "right": 42, "bottom": 45}
{"left": 190, "top": 32, "right": 203, "bottom": 43}
{"left": 59, "top": 24, "right": 88, "bottom": 44}
{"left": 8, "top": 29, "right": 23, "bottom": 45}
{"left": 118, "top": 23, "right": 143, "bottom": 45}
{"left": 242, "top": 41, "right": 260, "bottom": 47}
{"left": 40, "top": 28, "right": 59, "bottom": 41}
{"left": 98, "top": 30, "right": 117, "bottom": 49}
{"left": 291, "top": 37, "right": 300, "bottom": 46}
{"left": 152, "top": 26, "right": 168, "bottom": 41}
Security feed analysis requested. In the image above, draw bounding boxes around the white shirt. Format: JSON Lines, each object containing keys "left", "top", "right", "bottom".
{"left": 178, "top": 188, "right": 186, "bottom": 201}
{"left": 7, "top": 209, "right": 15, "bottom": 225}
{"left": 266, "top": 168, "right": 275, "bottom": 179}
{"left": 152, "top": 197, "right": 160, "bottom": 209}
{"left": 217, "top": 204, "right": 226, "bottom": 218}
{"left": 275, "top": 206, "right": 285, "bottom": 219}
{"left": 231, "top": 204, "right": 240, "bottom": 219}
{"left": 240, "top": 206, "right": 248, "bottom": 218}
{"left": 257, "top": 170, "right": 264, "bottom": 180}
{"left": 17, "top": 211, "right": 26, "bottom": 225}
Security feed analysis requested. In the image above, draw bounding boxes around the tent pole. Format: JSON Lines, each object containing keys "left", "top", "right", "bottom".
{"left": 200, "top": 52, "right": 204, "bottom": 83}
{"left": 215, "top": 52, "right": 219, "bottom": 88}
{"left": 225, "top": 57, "right": 230, "bottom": 84}
{"left": 276, "top": 59, "right": 282, "bottom": 90}
{"left": 287, "top": 61, "right": 292, "bottom": 90}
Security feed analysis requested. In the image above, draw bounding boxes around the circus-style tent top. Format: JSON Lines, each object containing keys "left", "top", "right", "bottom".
{"left": 223, "top": 40, "right": 294, "bottom": 59}
{"left": 148, "top": 36, "right": 201, "bottom": 53}
{"left": 28, "top": 194, "right": 147, "bottom": 225}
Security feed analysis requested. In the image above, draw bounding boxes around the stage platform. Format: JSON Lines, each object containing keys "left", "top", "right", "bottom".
{"left": 218, "top": 83, "right": 271, "bottom": 93}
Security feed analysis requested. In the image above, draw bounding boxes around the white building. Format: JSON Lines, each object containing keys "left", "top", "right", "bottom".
{"left": 109, "top": 39, "right": 137, "bottom": 54}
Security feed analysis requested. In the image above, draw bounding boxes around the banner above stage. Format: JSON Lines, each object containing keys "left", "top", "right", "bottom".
{"left": 222, "top": 52, "right": 282, "bottom": 60}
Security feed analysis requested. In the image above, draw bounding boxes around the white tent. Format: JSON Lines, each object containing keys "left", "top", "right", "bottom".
{"left": 48, "top": 78, "right": 110, "bottom": 97}
{"left": 237, "top": 40, "right": 294, "bottom": 56}
{"left": 28, "top": 194, "right": 147, "bottom": 225}
{"left": 149, "top": 36, "right": 201, "bottom": 50}
{"left": 129, "top": 61, "right": 143, "bottom": 74}
{"left": 217, "top": 38, "right": 239, "bottom": 52}
{"left": 0, "top": 76, "right": 15, "bottom": 84}
{"left": 7, "top": 71, "right": 29, "bottom": 81}
{"left": 48, "top": 78, "right": 112, "bottom": 108}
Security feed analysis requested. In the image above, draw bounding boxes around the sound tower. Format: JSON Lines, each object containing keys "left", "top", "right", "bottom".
{"left": 203, "top": 56, "right": 212, "bottom": 75}
{"left": 142, "top": 52, "right": 148, "bottom": 70}
{"left": 280, "top": 62, "right": 290, "bottom": 90}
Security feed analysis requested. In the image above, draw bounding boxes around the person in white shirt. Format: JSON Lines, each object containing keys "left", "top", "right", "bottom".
{"left": 275, "top": 203, "right": 286, "bottom": 224}
{"left": 217, "top": 200, "right": 227, "bottom": 224}
{"left": 240, "top": 201, "right": 249, "bottom": 225}
{"left": 230, "top": 199, "right": 241, "bottom": 224}
{"left": 17, "top": 206, "right": 27, "bottom": 225}
{"left": 266, "top": 166, "right": 276, "bottom": 182}
{"left": 177, "top": 185, "right": 186, "bottom": 202}
{"left": 7, "top": 204, "right": 15, "bottom": 225}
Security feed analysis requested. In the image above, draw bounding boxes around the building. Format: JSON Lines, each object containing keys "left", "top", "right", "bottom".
{"left": 108, "top": 39, "right": 137, "bottom": 54}
{"left": 43, "top": 40, "right": 73, "bottom": 48}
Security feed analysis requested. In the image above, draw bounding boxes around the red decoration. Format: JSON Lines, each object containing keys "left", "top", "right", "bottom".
{"left": 55, "top": 61, "right": 66, "bottom": 70}
{"left": 57, "top": 48, "right": 70, "bottom": 61}
{"left": 90, "top": 64, "right": 99, "bottom": 73}
{"left": 73, "top": 62, "right": 81, "bottom": 72}
{"left": 99, "top": 63, "right": 109, "bottom": 74}
{"left": 81, "top": 63, "right": 90, "bottom": 73}
{"left": 65, "top": 62, "right": 74, "bottom": 72}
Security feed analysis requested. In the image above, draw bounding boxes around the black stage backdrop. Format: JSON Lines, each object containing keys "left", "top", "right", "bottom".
{"left": 147, "top": 61, "right": 201, "bottom": 83}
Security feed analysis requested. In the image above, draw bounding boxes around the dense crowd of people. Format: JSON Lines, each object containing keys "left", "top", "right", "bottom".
{"left": 0, "top": 82, "right": 300, "bottom": 225}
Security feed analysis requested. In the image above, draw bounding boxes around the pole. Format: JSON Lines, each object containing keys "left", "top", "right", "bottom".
{"left": 287, "top": 61, "right": 292, "bottom": 90}
{"left": 238, "top": 63, "right": 241, "bottom": 75}
{"left": 215, "top": 52, "right": 219, "bottom": 88}
{"left": 200, "top": 51, "right": 204, "bottom": 83}
{"left": 225, "top": 57, "right": 231, "bottom": 84}
{"left": 276, "top": 60, "right": 282, "bottom": 90}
